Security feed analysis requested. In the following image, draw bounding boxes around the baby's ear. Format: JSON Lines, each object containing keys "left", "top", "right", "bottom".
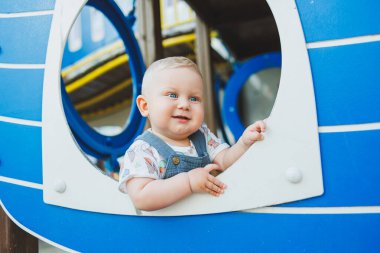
{"left": 136, "top": 95, "right": 149, "bottom": 117}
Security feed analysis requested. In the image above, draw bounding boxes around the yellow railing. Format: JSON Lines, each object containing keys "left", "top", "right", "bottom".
{"left": 65, "top": 54, "right": 129, "bottom": 93}
{"left": 65, "top": 31, "right": 218, "bottom": 119}
{"left": 81, "top": 98, "right": 132, "bottom": 120}
{"left": 61, "top": 41, "right": 124, "bottom": 79}
{"left": 75, "top": 79, "right": 132, "bottom": 110}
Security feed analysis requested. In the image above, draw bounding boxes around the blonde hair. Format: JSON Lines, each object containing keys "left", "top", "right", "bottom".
{"left": 141, "top": 56, "right": 202, "bottom": 95}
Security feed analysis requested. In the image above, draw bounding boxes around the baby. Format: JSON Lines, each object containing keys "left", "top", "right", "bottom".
{"left": 118, "top": 56, "right": 265, "bottom": 211}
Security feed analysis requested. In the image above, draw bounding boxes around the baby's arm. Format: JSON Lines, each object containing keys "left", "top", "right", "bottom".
{"left": 126, "top": 164, "right": 226, "bottom": 211}
{"left": 214, "top": 120, "right": 266, "bottom": 170}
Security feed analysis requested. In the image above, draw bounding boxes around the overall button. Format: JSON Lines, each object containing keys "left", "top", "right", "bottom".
{"left": 172, "top": 156, "right": 180, "bottom": 165}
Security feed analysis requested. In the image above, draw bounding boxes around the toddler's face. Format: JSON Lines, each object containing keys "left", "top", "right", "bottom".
{"left": 144, "top": 67, "right": 204, "bottom": 142}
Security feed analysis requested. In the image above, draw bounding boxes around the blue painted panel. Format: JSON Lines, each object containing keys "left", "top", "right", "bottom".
{"left": 283, "top": 130, "right": 380, "bottom": 207}
{"left": 0, "top": 0, "right": 55, "bottom": 13}
{"left": 296, "top": 0, "right": 380, "bottom": 42}
{"left": 0, "top": 15, "right": 52, "bottom": 64}
{"left": 0, "top": 183, "right": 379, "bottom": 253}
{"left": 309, "top": 41, "right": 380, "bottom": 126}
{"left": 0, "top": 122, "right": 42, "bottom": 184}
{"left": 0, "top": 69, "right": 43, "bottom": 121}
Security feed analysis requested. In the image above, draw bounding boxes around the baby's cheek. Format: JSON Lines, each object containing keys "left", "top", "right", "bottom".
{"left": 194, "top": 107, "right": 204, "bottom": 123}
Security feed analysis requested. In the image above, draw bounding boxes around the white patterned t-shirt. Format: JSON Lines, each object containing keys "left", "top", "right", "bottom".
{"left": 118, "top": 123, "right": 229, "bottom": 193}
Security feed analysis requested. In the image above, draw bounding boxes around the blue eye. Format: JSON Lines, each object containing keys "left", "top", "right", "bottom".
{"left": 189, "top": 97, "right": 198, "bottom": 102}
{"left": 168, "top": 93, "right": 177, "bottom": 98}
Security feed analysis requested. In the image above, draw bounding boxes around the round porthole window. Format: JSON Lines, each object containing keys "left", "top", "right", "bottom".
{"left": 222, "top": 52, "right": 281, "bottom": 141}
{"left": 60, "top": 0, "right": 145, "bottom": 176}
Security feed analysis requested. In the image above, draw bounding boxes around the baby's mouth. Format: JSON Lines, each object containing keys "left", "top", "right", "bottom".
{"left": 172, "top": 115, "right": 190, "bottom": 120}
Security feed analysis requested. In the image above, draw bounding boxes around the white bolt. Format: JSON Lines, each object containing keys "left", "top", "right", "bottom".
{"left": 286, "top": 167, "right": 303, "bottom": 184}
{"left": 54, "top": 180, "right": 66, "bottom": 193}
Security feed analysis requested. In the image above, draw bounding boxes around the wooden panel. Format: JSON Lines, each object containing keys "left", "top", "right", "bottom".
{"left": 0, "top": 206, "right": 37, "bottom": 253}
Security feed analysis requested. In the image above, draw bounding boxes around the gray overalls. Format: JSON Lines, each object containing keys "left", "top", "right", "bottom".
{"left": 135, "top": 130, "right": 211, "bottom": 179}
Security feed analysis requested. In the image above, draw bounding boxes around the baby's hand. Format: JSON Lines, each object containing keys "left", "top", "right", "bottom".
{"left": 188, "top": 164, "right": 227, "bottom": 197}
{"left": 240, "top": 120, "right": 266, "bottom": 147}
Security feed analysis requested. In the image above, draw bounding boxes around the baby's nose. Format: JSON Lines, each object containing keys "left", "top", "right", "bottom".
{"left": 177, "top": 97, "right": 190, "bottom": 109}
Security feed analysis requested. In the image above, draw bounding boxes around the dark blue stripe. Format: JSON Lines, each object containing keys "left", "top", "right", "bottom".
{"left": 296, "top": 0, "right": 380, "bottom": 42}
{"left": 282, "top": 130, "right": 380, "bottom": 207}
{"left": 310, "top": 41, "right": 380, "bottom": 126}
{"left": 0, "top": 69, "right": 43, "bottom": 121}
{"left": 0, "top": 122, "right": 42, "bottom": 184}
{"left": 0, "top": 183, "right": 379, "bottom": 253}
{"left": 0, "top": 0, "right": 55, "bottom": 13}
{"left": 0, "top": 15, "right": 52, "bottom": 64}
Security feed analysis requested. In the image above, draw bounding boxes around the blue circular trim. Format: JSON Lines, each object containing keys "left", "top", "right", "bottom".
{"left": 61, "top": 0, "right": 146, "bottom": 160}
{"left": 222, "top": 52, "right": 281, "bottom": 140}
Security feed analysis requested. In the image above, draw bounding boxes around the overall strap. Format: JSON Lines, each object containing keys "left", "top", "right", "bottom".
{"left": 189, "top": 130, "right": 208, "bottom": 156}
{"left": 135, "top": 131, "right": 174, "bottom": 158}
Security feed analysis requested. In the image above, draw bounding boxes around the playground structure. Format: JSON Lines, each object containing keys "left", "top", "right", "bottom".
{"left": 1, "top": 0, "right": 380, "bottom": 252}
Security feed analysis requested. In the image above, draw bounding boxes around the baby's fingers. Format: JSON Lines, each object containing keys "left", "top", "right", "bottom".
{"left": 205, "top": 183, "right": 223, "bottom": 197}
{"left": 247, "top": 131, "right": 264, "bottom": 143}
{"left": 253, "top": 120, "right": 266, "bottom": 132}
{"left": 205, "top": 188, "right": 220, "bottom": 197}
{"left": 208, "top": 174, "right": 227, "bottom": 190}
{"left": 255, "top": 132, "right": 265, "bottom": 141}
{"left": 205, "top": 176, "right": 226, "bottom": 197}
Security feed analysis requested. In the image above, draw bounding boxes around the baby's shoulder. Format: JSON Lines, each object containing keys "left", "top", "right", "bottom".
{"left": 129, "top": 139, "right": 153, "bottom": 151}
{"left": 198, "top": 122, "right": 210, "bottom": 134}
{"left": 127, "top": 139, "right": 160, "bottom": 158}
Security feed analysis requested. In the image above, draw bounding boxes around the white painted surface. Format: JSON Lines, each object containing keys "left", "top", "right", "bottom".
{"left": 0, "top": 10, "right": 54, "bottom": 18}
{"left": 307, "top": 34, "right": 380, "bottom": 49}
{"left": 0, "top": 116, "right": 42, "bottom": 127}
{"left": 0, "top": 63, "right": 45, "bottom": 69}
{"left": 43, "top": 0, "right": 323, "bottom": 216}
{"left": 319, "top": 122, "right": 380, "bottom": 133}
{"left": 0, "top": 176, "right": 43, "bottom": 190}
{"left": 43, "top": 0, "right": 137, "bottom": 215}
